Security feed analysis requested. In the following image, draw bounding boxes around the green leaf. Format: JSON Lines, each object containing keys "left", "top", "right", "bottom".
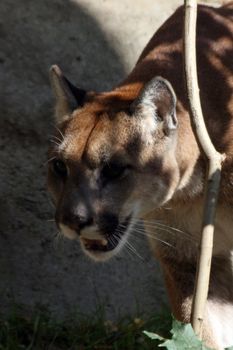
{"left": 225, "top": 347, "right": 233, "bottom": 350}
{"left": 144, "top": 319, "right": 213, "bottom": 349}
{"left": 161, "top": 320, "right": 212, "bottom": 350}
{"left": 143, "top": 330, "right": 165, "bottom": 341}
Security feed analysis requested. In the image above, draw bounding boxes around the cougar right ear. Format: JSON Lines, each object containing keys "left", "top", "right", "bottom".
{"left": 131, "top": 77, "right": 177, "bottom": 136}
{"left": 49, "top": 65, "right": 86, "bottom": 123}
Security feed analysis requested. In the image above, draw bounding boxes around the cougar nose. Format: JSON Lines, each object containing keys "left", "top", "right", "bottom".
{"left": 79, "top": 216, "right": 94, "bottom": 230}
{"left": 61, "top": 212, "right": 94, "bottom": 233}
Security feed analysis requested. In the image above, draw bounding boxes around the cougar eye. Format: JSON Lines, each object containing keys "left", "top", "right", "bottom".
{"left": 52, "top": 159, "right": 67, "bottom": 177}
{"left": 102, "top": 163, "right": 129, "bottom": 181}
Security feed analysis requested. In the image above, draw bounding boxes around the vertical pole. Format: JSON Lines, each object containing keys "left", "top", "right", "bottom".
{"left": 183, "top": 0, "right": 225, "bottom": 338}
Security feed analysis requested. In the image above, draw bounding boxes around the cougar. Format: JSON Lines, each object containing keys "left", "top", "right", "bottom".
{"left": 48, "top": 3, "right": 233, "bottom": 349}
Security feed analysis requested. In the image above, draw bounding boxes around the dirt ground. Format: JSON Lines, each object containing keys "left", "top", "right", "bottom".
{"left": 0, "top": 0, "right": 221, "bottom": 320}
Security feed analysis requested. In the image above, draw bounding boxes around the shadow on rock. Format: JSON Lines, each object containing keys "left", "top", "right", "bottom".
{"left": 0, "top": 0, "right": 140, "bottom": 319}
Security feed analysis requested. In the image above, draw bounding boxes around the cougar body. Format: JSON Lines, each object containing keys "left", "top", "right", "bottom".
{"left": 48, "top": 3, "right": 233, "bottom": 348}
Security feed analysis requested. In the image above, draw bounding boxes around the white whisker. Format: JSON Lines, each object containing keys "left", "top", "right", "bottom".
{"left": 140, "top": 220, "right": 186, "bottom": 233}
{"left": 131, "top": 220, "right": 195, "bottom": 242}
{"left": 52, "top": 231, "right": 65, "bottom": 250}
{"left": 49, "top": 134, "right": 63, "bottom": 144}
{"left": 49, "top": 139, "right": 61, "bottom": 147}
{"left": 44, "top": 156, "right": 56, "bottom": 166}
{"left": 125, "top": 241, "right": 145, "bottom": 261}
{"left": 55, "top": 126, "right": 65, "bottom": 141}
{"left": 133, "top": 222, "right": 173, "bottom": 235}
{"left": 132, "top": 227, "right": 175, "bottom": 248}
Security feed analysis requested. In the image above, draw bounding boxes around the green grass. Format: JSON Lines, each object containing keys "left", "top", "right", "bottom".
{"left": 0, "top": 306, "right": 172, "bottom": 350}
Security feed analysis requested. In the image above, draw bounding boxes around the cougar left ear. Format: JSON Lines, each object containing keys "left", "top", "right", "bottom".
{"left": 49, "top": 65, "right": 86, "bottom": 123}
{"left": 131, "top": 77, "right": 177, "bottom": 135}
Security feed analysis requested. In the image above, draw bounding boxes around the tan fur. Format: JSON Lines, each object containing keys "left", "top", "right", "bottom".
{"left": 48, "top": 3, "right": 233, "bottom": 349}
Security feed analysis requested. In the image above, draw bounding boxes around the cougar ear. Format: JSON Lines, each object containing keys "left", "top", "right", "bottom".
{"left": 49, "top": 65, "right": 86, "bottom": 123}
{"left": 131, "top": 77, "right": 177, "bottom": 135}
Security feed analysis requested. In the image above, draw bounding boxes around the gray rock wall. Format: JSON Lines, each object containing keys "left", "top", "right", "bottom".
{"left": 0, "top": 0, "right": 214, "bottom": 320}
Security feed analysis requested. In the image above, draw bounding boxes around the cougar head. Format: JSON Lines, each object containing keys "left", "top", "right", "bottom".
{"left": 47, "top": 65, "right": 179, "bottom": 261}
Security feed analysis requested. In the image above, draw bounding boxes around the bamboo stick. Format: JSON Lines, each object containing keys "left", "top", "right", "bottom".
{"left": 183, "top": 0, "right": 225, "bottom": 338}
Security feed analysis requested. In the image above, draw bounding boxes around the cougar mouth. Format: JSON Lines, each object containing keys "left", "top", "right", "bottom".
{"left": 80, "top": 215, "right": 132, "bottom": 255}
{"left": 81, "top": 237, "right": 109, "bottom": 252}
